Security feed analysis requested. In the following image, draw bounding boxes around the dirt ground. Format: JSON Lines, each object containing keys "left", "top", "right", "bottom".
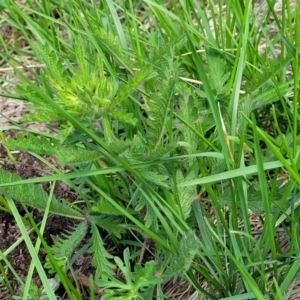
{"left": 0, "top": 130, "right": 96, "bottom": 299}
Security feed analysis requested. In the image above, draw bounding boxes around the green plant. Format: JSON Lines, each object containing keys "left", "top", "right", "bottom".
{"left": 96, "top": 248, "right": 162, "bottom": 300}
{"left": 0, "top": 0, "right": 299, "bottom": 299}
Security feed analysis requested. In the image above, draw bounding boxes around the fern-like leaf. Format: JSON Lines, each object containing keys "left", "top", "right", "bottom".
{"left": 205, "top": 48, "right": 230, "bottom": 95}
{"left": 177, "top": 86, "right": 199, "bottom": 155}
{"left": 55, "top": 147, "right": 102, "bottom": 165}
{"left": 146, "top": 78, "right": 176, "bottom": 151}
{"left": 109, "top": 69, "right": 155, "bottom": 108}
{"left": 217, "top": 187, "right": 283, "bottom": 215}
{"left": 123, "top": 133, "right": 148, "bottom": 163}
{"left": 245, "top": 54, "right": 292, "bottom": 93}
{"left": 73, "top": 38, "right": 90, "bottom": 85}
{"left": 88, "top": 224, "right": 115, "bottom": 279}
{"left": 45, "top": 221, "right": 88, "bottom": 273}
{"left": 109, "top": 110, "right": 137, "bottom": 125}
{"left": 144, "top": 143, "right": 176, "bottom": 161}
{"left": 21, "top": 111, "right": 60, "bottom": 123}
{"left": 141, "top": 170, "right": 169, "bottom": 188}
{"left": 16, "top": 85, "right": 58, "bottom": 121}
{"left": 163, "top": 230, "right": 200, "bottom": 281}
{"left": 250, "top": 81, "right": 292, "bottom": 110}
{"left": 176, "top": 170, "right": 197, "bottom": 219}
{"left": 0, "top": 169, "right": 82, "bottom": 218}
{"left": 95, "top": 28, "right": 134, "bottom": 73}
{"left": 6, "top": 133, "right": 102, "bottom": 165}
{"left": 134, "top": 194, "right": 158, "bottom": 229}
{"left": 89, "top": 215, "right": 125, "bottom": 239}
{"left": 34, "top": 43, "right": 67, "bottom": 87}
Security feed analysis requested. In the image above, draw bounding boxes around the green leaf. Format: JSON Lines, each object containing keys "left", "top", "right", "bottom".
{"left": 73, "top": 38, "right": 90, "bottom": 84}
{"left": 6, "top": 133, "right": 102, "bottom": 165}
{"left": 34, "top": 43, "right": 67, "bottom": 86}
{"left": 0, "top": 169, "right": 82, "bottom": 219}
{"left": 206, "top": 48, "right": 230, "bottom": 95}
{"left": 52, "top": 222, "right": 88, "bottom": 258}
{"left": 146, "top": 77, "right": 176, "bottom": 151}
{"left": 95, "top": 28, "right": 134, "bottom": 73}
{"left": 0, "top": 0, "right": 8, "bottom": 9}
{"left": 163, "top": 230, "right": 200, "bottom": 280}
{"left": 134, "top": 195, "right": 158, "bottom": 229}
{"left": 250, "top": 81, "right": 292, "bottom": 110}
{"left": 177, "top": 86, "right": 199, "bottom": 154}
{"left": 109, "top": 69, "right": 155, "bottom": 108}
{"left": 89, "top": 215, "right": 125, "bottom": 239}
{"left": 16, "top": 85, "right": 58, "bottom": 121}
{"left": 134, "top": 261, "right": 161, "bottom": 287}
{"left": 217, "top": 187, "right": 283, "bottom": 215}
{"left": 88, "top": 224, "right": 115, "bottom": 279}
{"left": 109, "top": 110, "right": 137, "bottom": 125}
{"left": 96, "top": 248, "right": 161, "bottom": 299}
{"left": 45, "top": 222, "right": 88, "bottom": 273}
{"left": 176, "top": 170, "right": 196, "bottom": 219}
{"left": 141, "top": 170, "right": 169, "bottom": 188}
{"left": 245, "top": 54, "right": 293, "bottom": 93}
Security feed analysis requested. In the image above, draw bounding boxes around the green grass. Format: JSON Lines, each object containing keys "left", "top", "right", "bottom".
{"left": 0, "top": 0, "right": 299, "bottom": 299}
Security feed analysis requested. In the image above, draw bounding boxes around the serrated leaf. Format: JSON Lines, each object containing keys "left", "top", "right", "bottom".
{"left": 123, "top": 134, "right": 148, "bottom": 163}
{"left": 6, "top": 133, "right": 102, "bottom": 165}
{"left": 88, "top": 224, "right": 115, "bottom": 279}
{"left": 0, "top": 169, "right": 82, "bottom": 218}
{"left": 177, "top": 86, "right": 199, "bottom": 154}
{"left": 21, "top": 111, "right": 60, "bottom": 122}
{"left": 146, "top": 78, "right": 176, "bottom": 150}
{"left": 206, "top": 48, "right": 229, "bottom": 94}
{"left": 16, "top": 85, "right": 56, "bottom": 118}
{"left": 89, "top": 215, "right": 124, "bottom": 239}
{"left": 245, "top": 54, "right": 293, "bottom": 93}
{"left": 134, "top": 195, "right": 158, "bottom": 229}
{"left": 144, "top": 143, "right": 176, "bottom": 161}
{"left": 109, "top": 69, "right": 155, "bottom": 108}
{"left": 95, "top": 28, "right": 134, "bottom": 72}
{"left": 55, "top": 147, "right": 102, "bottom": 165}
{"left": 45, "top": 222, "right": 88, "bottom": 273}
{"left": 176, "top": 170, "right": 197, "bottom": 219}
{"left": 74, "top": 38, "right": 90, "bottom": 84}
{"left": 217, "top": 187, "right": 283, "bottom": 215}
{"left": 34, "top": 43, "right": 67, "bottom": 85}
{"left": 6, "top": 133, "right": 59, "bottom": 155}
{"left": 52, "top": 222, "right": 88, "bottom": 258}
{"left": 163, "top": 230, "right": 200, "bottom": 281}
{"left": 142, "top": 170, "right": 169, "bottom": 187}
{"left": 109, "top": 110, "right": 137, "bottom": 125}
{"left": 250, "top": 81, "right": 293, "bottom": 110}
